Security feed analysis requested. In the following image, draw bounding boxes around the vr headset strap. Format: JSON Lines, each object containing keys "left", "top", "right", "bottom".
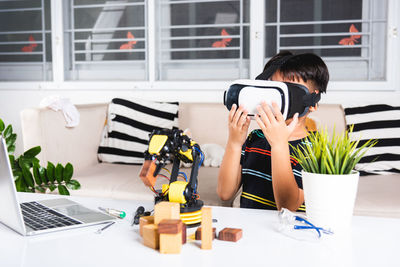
{"left": 255, "top": 55, "right": 294, "bottom": 80}
{"left": 302, "top": 92, "right": 321, "bottom": 107}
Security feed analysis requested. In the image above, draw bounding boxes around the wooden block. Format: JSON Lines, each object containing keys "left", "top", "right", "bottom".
{"left": 158, "top": 219, "right": 183, "bottom": 234}
{"left": 201, "top": 207, "right": 212, "bottom": 250}
{"left": 218, "top": 228, "right": 243, "bottom": 242}
{"left": 154, "top": 201, "right": 180, "bottom": 225}
{"left": 142, "top": 224, "right": 159, "bottom": 249}
{"left": 160, "top": 232, "right": 182, "bottom": 254}
{"left": 195, "top": 227, "right": 216, "bottom": 240}
{"left": 182, "top": 223, "right": 186, "bottom": 244}
{"left": 139, "top": 160, "right": 157, "bottom": 187}
{"left": 139, "top": 216, "right": 154, "bottom": 237}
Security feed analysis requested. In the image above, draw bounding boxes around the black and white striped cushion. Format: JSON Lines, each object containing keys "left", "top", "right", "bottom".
{"left": 98, "top": 98, "right": 179, "bottom": 164}
{"left": 344, "top": 104, "right": 400, "bottom": 175}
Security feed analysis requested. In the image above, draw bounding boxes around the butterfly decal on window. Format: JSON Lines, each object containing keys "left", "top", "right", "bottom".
{"left": 21, "top": 35, "right": 38, "bottom": 52}
{"left": 338, "top": 24, "right": 361, "bottom": 46}
{"left": 212, "top": 29, "right": 232, "bottom": 48}
{"left": 120, "top": 32, "right": 137, "bottom": 50}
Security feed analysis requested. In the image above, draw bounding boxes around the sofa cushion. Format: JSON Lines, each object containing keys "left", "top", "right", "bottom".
{"left": 97, "top": 98, "right": 179, "bottom": 164}
{"left": 72, "top": 162, "right": 231, "bottom": 207}
{"left": 71, "top": 163, "right": 154, "bottom": 201}
{"left": 344, "top": 104, "right": 400, "bottom": 175}
{"left": 354, "top": 174, "right": 400, "bottom": 218}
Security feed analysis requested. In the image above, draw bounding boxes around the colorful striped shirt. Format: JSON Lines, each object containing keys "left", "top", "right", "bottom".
{"left": 240, "top": 129, "right": 307, "bottom": 211}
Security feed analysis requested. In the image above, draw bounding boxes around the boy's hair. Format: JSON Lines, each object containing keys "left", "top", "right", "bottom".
{"left": 262, "top": 51, "right": 329, "bottom": 93}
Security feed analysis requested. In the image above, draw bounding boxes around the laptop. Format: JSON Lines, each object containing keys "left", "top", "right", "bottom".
{"left": 0, "top": 137, "right": 115, "bottom": 236}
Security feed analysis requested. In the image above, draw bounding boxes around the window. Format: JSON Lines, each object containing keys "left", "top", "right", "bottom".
{"left": 0, "top": 0, "right": 52, "bottom": 81}
{"left": 0, "top": 0, "right": 397, "bottom": 87}
{"left": 156, "top": 0, "right": 250, "bottom": 81}
{"left": 65, "top": 0, "right": 147, "bottom": 80}
{"left": 264, "top": 0, "right": 387, "bottom": 81}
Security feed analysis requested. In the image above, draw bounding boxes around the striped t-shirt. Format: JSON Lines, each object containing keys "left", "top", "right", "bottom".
{"left": 240, "top": 129, "right": 306, "bottom": 211}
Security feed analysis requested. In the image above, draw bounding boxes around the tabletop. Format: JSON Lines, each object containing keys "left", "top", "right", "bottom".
{"left": 0, "top": 192, "right": 399, "bottom": 267}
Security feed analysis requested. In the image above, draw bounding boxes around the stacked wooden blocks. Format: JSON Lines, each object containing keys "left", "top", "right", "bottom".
{"left": 140, "top": 201, "right": 185, "bottom": 254}
{"left": 140, "top": 202, "right": 242, "bottom": 253}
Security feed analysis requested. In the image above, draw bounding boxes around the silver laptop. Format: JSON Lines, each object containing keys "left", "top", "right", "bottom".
{"left": 0, "top": 137, "right": 115, "bottom": 236}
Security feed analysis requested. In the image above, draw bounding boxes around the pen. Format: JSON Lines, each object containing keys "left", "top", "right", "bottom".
{"left": 95, "top": 221, "right": 115, "bottom": 234}
{"left": 98, "top": 207, "right": 126, "bottom": 219}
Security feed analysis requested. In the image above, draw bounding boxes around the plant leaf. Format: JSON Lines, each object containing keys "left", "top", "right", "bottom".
{"left": 24, "top": 146, "right": 41, "bottom": 158}
{"left": 7, "top": 145, "right": 15, "bottom": 154}
{"left": 21, "top": 165, "right": 34, "bottom": 188}
{"left": 15, "top": 177, "right": 27, "bottom": 192}
{"left": 3, "top": 124, "right": 12, "bottom": 138}
{"left": 48, "top": 184, "right": 57, "bottom": 192}
{"left": 66, "top": 179, "right": 81, "bottom": 190}
{"left": 18, "top": 156, "right": 34, "bottom": 170}
{"left": 0, "top": 118, "right": 4, "bottom": 132}
{"left": 55, "top": 163, "right": 63, "bottom": 183}
{"left": 47, "top": 162, "right": 55, "bottom": 183}
{"left": 8, "top": 154, "right": 15, "bottom": 167}
{"left": 63, "top": 163, "right": 73, "bottom": 183}
{"left": 35, "top": 186, "right": 46, "bottom": 193}
{"left": 38, "top": 166, "right": 47, "bottom": 184}
{"left": 32, "top": 165, "right": 42, "bottom": 185}
{"left": 6, "top": 133, "right": 17, "bottom": 147}
{"left": 58, "top": 185, "right": 70, "bottom": 195}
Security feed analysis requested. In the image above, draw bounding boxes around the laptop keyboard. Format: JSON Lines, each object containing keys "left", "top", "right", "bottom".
{"left": 21, "top": 201, "right": 82, "bottom": 231}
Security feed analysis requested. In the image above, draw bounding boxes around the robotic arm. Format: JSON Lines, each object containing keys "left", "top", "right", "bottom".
{"left": 139, "top": 128, "right": 204, "bottom": 219}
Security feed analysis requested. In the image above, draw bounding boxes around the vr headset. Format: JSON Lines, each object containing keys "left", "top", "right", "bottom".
{"left": 223, "top": 54, "right": 321, "bottom": 120}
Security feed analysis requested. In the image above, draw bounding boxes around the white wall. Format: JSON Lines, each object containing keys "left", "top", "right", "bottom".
{"left": 1, "top": 87, "right": 399, "bottom": 156}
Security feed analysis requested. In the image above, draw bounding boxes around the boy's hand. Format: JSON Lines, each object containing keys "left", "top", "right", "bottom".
{"left": 255, "top": 101, "right": 298, "bottom": 147}
{"left": 227, "top": 104, "right": 251, "bottom": 147}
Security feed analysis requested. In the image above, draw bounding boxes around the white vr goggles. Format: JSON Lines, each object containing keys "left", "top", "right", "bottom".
{"left": 224, "top": 54, "right": 321, "bottom": 120}
{"left": 223, "top": 79, "right": 320, "bottom": 120}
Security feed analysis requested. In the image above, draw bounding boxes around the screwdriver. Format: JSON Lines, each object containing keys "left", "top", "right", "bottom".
{"left": 98, "top": 207, "right": 126, "bottom": 219}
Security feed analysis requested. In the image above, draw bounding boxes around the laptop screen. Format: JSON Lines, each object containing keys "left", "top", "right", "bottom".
{"left": 0, "top": 137, "right": 27, "bottom": 235}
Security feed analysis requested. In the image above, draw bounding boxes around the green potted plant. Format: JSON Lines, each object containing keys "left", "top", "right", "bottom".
{"left": 0, "top": 118, "right": 80, "bottom": 195}
{"left": 291, "top": 126, "right": 377, "bottom": 232}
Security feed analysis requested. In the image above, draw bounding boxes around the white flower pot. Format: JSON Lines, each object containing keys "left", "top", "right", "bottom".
{"left": 301, "top": 170, "right": 359, "bottom": 232}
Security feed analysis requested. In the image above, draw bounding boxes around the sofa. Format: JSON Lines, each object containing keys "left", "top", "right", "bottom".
{"left": 20, "top": 103, "right": 400, "bottom": 218}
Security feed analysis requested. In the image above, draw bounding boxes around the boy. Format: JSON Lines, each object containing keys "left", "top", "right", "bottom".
{"left": 217, "top": 51, "right": 329, "bottom": 211}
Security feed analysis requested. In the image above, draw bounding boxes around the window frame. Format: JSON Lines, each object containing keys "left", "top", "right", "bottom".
{"left": 0, "top": 0, "right": 52, "bottom": 81}
{"left": 0, "top": 0, "right": 399, "bottom": 100}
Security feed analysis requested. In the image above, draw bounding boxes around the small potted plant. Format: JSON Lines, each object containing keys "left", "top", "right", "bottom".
{"left": 291, "top": 126, "right": 377, "bottom": 232}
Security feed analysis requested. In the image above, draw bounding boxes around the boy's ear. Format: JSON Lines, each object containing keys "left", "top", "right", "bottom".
{"left": 309, "top": 104, "right": 318, "bottom": 112}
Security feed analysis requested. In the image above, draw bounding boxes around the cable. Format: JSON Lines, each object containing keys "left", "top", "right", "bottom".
{"left": 178, "top": 172, "right": 188, "bottom": 182}
{"left": 157, "top": 174, "right": 170, "bottom": 181}
{"left": 194, "top": 146, "right": 204, "bottom": 167}
{"left": 162, "top": 167, "right": 171, "bottom": 175}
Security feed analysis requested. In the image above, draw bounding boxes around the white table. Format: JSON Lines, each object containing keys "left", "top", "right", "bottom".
{"left": 0, "top": 193, "right": 399, "bottom": 267}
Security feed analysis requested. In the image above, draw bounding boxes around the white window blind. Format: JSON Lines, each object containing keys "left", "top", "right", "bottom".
{"left": 65, "top": 0, "right": 147, "bottom": 80}
{"left": 265, "top": 0, "right": 387, "bottom": 81}
{"left": 0, "top": 0, "right": 51, "bottom": 81}
{"left": 157, "top": 0, "right": 250, "bottom": 80}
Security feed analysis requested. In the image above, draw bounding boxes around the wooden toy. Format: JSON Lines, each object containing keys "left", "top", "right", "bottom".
{"left": 154, "top": 201, "right": 180, "bottom": 225}
{"left": 158, "top": 219, "right": 183, "bottom": 234}
{"left": 200, "top": 207, "right": 212, "bottom": 250}
{"left": 182, "top": 223, "right": 187, "bottom": 244}
{"left": 195, "top": 227, "right": 216, "bottom": 240}
{"left": 139, "top": 215, "right": 154, "bottom": 237}
{"left": 160, "top": 232, "right": 182, "bottom": 254}
{"left": 218, "top": 228, "right": 243, "bottom": 242}
{"left": 142, "top": 224, "right": 159, "bottom": 249}
{"left": 139, "top": 160, "right": 157, "bottom": 187}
